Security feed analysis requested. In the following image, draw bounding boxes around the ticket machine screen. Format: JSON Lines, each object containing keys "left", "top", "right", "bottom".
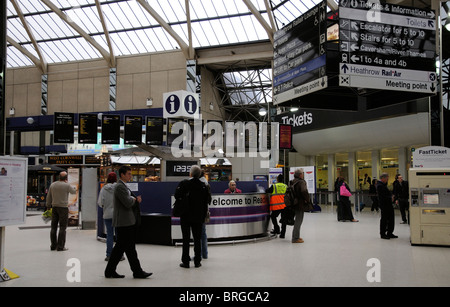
{"left": 424, "top": 193, "right": 439, "bottom": 205}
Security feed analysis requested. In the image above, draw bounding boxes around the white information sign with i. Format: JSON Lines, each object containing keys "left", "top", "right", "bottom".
{"left": 163, "top": 90, "right": 200, "bottom": 119}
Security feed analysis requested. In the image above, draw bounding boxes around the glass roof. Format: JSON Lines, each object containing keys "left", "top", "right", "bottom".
{"left": 6, "top": 0, "right": 332, "bottom": 68}
{"left": 5, "top": 0, "right": 335, "bottom": 120}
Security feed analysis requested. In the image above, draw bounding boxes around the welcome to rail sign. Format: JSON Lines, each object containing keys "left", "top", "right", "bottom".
{"left": 338, "top": 0, "right": 437, "bottom": 93}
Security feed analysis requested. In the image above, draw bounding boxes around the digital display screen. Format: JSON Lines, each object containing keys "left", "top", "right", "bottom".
{"left": 167, "top": 118, "right": 185, "bottom": 147}
{"left": 124, "top": 115, "right": 142, "bottom": 145}
{"left": 78, "top": 113, "right": 98, "bottom": 144}
{"left": 54, "top": 112, "right": 74, "bottom": 143}
{"left": 279, "top": 124, "right": 293, "bottom": 149}
{"left": 146, "top": 117, "right": 164, "bottom": 146}
{"left": 423, "top": 193, "right": 439, "bottom": 205}
{"left": 101, "top": 114, "right": 120, "bottom": 144}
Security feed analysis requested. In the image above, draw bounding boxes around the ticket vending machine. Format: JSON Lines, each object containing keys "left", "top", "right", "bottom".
{"left": 409, "top": 168, "right": 450, "bottom": 246}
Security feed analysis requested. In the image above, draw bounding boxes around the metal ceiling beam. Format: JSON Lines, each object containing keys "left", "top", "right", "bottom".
{"left": 264, "top": 0, "right": 277, "bottom": 31}
{"left": 41, "top": 0, "right": 113, "bottom": 67}
{"left": 242, "top": 0, "right": 274, "bottom": 44}
{"left": 9, "top": 0, "right": 47, "bottom": 74}
{"left": 95, "top": 0, "right": 116, "bottom": 67}
{"left": 185, "top": 0, "right": 195, "bottom": 59}
{"left": 327, "top": 0, "right": 338, "bottom": 11}
{"left": 6, "top": 35, "right": 41, "bottom": 69}
{"left": 136, "top": 0, "right": 193, "bottom": 60}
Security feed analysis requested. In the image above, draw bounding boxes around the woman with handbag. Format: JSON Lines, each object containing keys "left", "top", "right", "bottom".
{"left": 339, "top": 177, "right": 359, "bottom": 222}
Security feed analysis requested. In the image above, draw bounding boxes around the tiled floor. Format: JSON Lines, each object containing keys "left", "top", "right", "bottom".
{"left": 1, "top": 208, "right": 450, "bottom": 287}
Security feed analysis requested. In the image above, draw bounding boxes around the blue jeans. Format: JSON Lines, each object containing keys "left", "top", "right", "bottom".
{"left": 104, "top": 218, "right": 114, "bottom": 257}
{"left": 201, "top": 223, "right": 208, "bottom": 259}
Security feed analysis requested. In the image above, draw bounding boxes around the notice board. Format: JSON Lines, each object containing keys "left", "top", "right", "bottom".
{"left": 0, "top": 156, "right": 27, "bottom": 227}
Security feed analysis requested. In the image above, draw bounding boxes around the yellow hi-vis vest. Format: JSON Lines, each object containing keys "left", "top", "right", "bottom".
{"left": 270, "top": 182, "right": 287, "bottom": 211}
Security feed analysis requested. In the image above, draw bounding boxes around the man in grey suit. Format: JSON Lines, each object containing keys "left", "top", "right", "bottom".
{"left": 104, "top": 166, "right": 152, "bottom": 279}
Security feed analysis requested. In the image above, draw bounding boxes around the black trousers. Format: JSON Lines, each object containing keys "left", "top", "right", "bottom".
{"left": 180, "top": 219, "right": 202, "bottom": 265}
{"left": 270, "top": 210, "right": 286, "bottom": 235}
{"left": 50, "top": 207, "right": 68, "bottom": 250}
{"left": 398, "top": 198, "right": 409, "bottom": 223}
{"left": 105, "top": 225, "right": 143, "bottom": 275}
{"left": 380, "top": 205, "right": 395, "bottom": 236}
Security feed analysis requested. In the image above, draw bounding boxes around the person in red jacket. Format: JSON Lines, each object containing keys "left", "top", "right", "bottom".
{"left": 224, "top": 180, "right": 242, "bottom": 193}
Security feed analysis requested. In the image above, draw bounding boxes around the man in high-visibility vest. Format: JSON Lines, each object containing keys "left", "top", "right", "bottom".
{"left": 266, "top": 174, "right": 287, "bottom": 238}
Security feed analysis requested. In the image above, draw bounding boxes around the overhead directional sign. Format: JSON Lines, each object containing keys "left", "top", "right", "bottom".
{"left": 273, "top": 0, "right": 328, "bottom": 105}
{"left": 339, "top": 0, "right": 437, "bottom": 94}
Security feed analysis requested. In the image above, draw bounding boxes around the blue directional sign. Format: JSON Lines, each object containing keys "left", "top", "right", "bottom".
{"left": 339, "top": 0, "right": 437, "bottom": 93}
{"left": 273, "top": 0, "right": 328, "bottom": 105}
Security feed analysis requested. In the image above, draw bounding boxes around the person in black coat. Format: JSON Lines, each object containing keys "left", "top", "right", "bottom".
{"left": 393, "top": 174, "right": 409, "bottom": 224}
{"left": 376, "top": 173, "right": 397, "bottom": 239}
{"left": 175, "top": 165, "right": 210, "bottom": 268}
{"left": 369, "top": 178, "right": 379, "bottom": 212}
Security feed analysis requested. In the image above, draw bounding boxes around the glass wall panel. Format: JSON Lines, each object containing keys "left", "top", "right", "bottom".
{"left": 316, "top": 154, "right": 328, "bottom": 189}
{"left": 381, "top": 148, "right": 399, "bottom": 189}
{"left": 357, "top": 151, "right": 372, "bottom": 190}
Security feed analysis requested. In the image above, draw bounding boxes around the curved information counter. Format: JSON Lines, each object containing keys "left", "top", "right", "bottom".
{"left": 171, "top": 193, "right": 270, "bottom": 241}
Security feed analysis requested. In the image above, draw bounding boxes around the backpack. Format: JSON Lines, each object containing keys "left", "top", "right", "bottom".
{"left": 284, "top": 180, "right": 299, "bottom": 207}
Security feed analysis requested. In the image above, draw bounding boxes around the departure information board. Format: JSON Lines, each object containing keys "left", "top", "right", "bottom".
{"left": 124, "top": 115, "right": 142, "bottom": 145}
{"left": 339, "top": 0, "right": 437, "bottom": 93}
{"left": 101, "top": 114, "right": 120, "bottom": 144}
{"left": 273, "top": 0, "right": 328, "bottom": 105}
{"left": 54, "top": 112, "right": 74, "bottom": 143}
{"left": 78, "top": 113, "right": 97, "bottom": 144}
{"left": 279, "top": 124, "right": 293, "bottom": 150}
{"left": 146, "top": 117, "right": 164, "bottom": 146}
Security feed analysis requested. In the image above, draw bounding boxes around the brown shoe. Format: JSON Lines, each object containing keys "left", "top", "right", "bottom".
{"left": 292, "top": 238, "right": 304, "bottom": 243}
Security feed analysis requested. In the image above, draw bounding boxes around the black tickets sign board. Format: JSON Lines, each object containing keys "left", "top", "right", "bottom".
{"left": 124, "top": 115, "right": 142, "bottom": 145}
{"left": 101, "top": 114, "right": 120, "bottom": 144}
{"left": 54, "top": 112, "right": 74, "bottom": 143}
{"left": 145, "top": 117, "right": 164, "bottom": 146}
{"left": 78, "top": 113, "right": 97, "bottom": 144}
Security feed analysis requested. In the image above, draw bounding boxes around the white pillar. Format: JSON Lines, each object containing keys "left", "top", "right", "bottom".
{"left": 328, "top": 154, "right": 335, "bottom": 192}
{"left": 398, "top": 147, "right": 407, "bottom": 180}
{"left": 372, "top": 150, "right": 380, "bottom": 180}
{"left": 348, "top": 152, "right": 356, "bottom": 192}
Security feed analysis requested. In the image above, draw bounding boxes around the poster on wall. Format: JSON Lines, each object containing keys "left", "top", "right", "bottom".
{"left": 0, "top": 157, "right": 27, "bottom": 227}
{"left": 67, "top": 168, "right": 79, "bottom": 226}
{"left": 289, "top": 166, "right": 316, "bottom": 194}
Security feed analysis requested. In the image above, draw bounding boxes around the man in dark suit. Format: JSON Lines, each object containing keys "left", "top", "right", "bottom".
{"left": 104, "top": 166, "right": 152, "bottom": 279}
{"left": 377, "top": 173, "right": 397, "bottom": 240}
{"left": 175, "top": 165, "right": 210, "bottom": 268}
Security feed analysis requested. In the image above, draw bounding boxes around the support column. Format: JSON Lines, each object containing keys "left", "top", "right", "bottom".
{"left": 372, "top": 150, "right": 380, "bottom": 180}
{"left": 327, "top": 154, "right": 335, "bottom": 193}
{"left": 398, "top": 147, "right": 407, "bottom": 180}
{"left": 348, "top": 152, "right": 356, "bottom": 192}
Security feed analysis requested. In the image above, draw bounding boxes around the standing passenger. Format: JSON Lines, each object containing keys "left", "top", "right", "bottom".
{"left": 176, "top": 165, "right": 210, "bottom": 268}
{"left": 377, "top": 173, "right": 397, "bottom": 239}
{"left": 46, "top": 171, "right": 77, "bottom": 251}
{"left": 291, "top": 168, "right": 310, "bottom": 243}
{"left": 266, "top": 174, "right": 287, "bottom": 238}
{"left": 97, "top": 172, "right": 123, "bottom": 261}
{"left": 393, "top": 174, "right": 409, "bottom": 224}
{"left": 104, "top": 166, "right": 152, "bottom": 278}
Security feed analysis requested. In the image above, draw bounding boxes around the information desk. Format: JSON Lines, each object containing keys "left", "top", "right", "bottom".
{"left": 171, "top": 193, "right": 270, "bottom": 242}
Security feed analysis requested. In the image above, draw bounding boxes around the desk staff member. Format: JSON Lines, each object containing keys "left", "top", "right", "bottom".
{"left": 224, "top": 180, "right": 242, "bottom": 194}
